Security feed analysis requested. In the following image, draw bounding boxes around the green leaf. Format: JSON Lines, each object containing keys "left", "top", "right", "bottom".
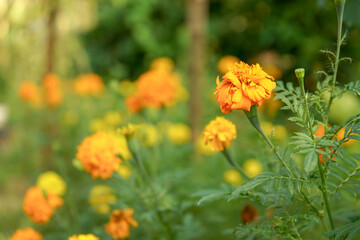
{"left": 304, "top": 151, "right": 317, "bottom": 174}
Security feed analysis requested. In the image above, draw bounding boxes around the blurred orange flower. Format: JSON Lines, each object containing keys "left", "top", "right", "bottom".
{"left": 43, "top": 74, "right": 63, "bottom": 108}
{"left": 9, "top": 227, "right": 42, "bottom": 240}
{"left": 217, "top": 55, "right": 240, "bottom": 74}
{"left": 23, "top": 186, "right": 63, "bottom": 224}
{"left": 76, "top": 132, "right": 123, "bottom": 179}
{"left": 125, "top": 70, "right": 180, "bottom": 112}
{"left": 215, "top": 61, "right": 276, "bottom": 113}
{"left": 105, "top": 209, "right": 138, "bottom": 239}
{"left": 202, "top": 116, "right": 236, "bottom": 151}
{"left": 18, "top": 81, "right": 41, "bottom": 106}
{"left": 74, "top": 73, "right": 104, "bottom": 96}
{"left": 314, "top": 124, "right": 334, "bottom": 163}
{"left": 68, "top": 234, "right": 99, "bottom": 240}
{"left": 241, "top": 203, "right": 259, "bottom": 224}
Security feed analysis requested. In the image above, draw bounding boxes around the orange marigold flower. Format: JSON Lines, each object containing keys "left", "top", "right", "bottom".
{"left": 202, "top": 116, "right": 236, "bottom": 151}
{"left": 74, "top": 73, "right": 104, "bottom": 96}
{"left": 19, "top": 81, "right": 41, "bottom": 105}
{"left": 215, "top": 61, "right": 276, "bottom": 113}
{"left": 125, "top": 94, "right": 143, "bottom": 113}
{"left": 314, "top": 124, "right": 334, "bottom": 163}
{"left": 9, "top": 227, "right": 42, "bottom": 240}
{"left": 105, "top": 209, "right": 138, "bottom": 239}
{"left": 68, "top": 234, "right": 99, "bottom": 240}
{"left": 76, "top": 131, "right": 123, "bottom": 179}
{"left": 23, "top": 186, "right": 63, "bottom": 224}
{"left": 241, "top": 203, "right": 259, "bottom": 224}
{"left": 43, "top": 73, "right": 63, "bottom": 108}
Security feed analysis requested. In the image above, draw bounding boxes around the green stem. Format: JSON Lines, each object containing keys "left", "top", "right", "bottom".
{"left": 301, "top": 192, "right": 328, "bottom": 231}
{"left": 326, "top": 1, "right": 345, "bottom": 117}
{"left": 222, "top": 149, "right": 250, "bottom": 180}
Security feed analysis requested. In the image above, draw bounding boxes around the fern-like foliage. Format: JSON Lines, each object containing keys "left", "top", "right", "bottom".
{"left": 328, "top": 219, "right": 360, "bottom": 240}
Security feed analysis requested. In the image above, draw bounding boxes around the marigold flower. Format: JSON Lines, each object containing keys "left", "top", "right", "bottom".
{"left": 74, "top": 73, "right": 104, "bottom": 96}
{"left": 224, "top": 169, "right": 242, "bottom": 186}
{"left": 105, "top": 209, "right": 138, "bottom": 239}
{"left": 336, "top": 127, "right": 356, "bottom": 146}
{"left": 9, "top": 227, "right": 42, "bottom": 240}
{"left": 314, "top": 124, "right": 334, "bottom": 163}
{"left": 241, "top": 203, "right": 259, "bottom": 224}
{"left": 150, "top": 57, "right": 174, "bottom": 72}
{"left": 68, "top": 234, "right": 99, "bottom": 240}
{"left": 217, "top": 55, "right": 240, "bottom": 74}
{"left": 195, "top": 137, "right": 216, "bottom": 156}
{"left": 117, "top": 164, "right": 132, "bottom": 180}
{"left": 202, "top": 117, "right": 236, "bottom": 151}
{"left": 89, "top": 185, "right": 116, "bottom": 214}
{"left": 243, "top": 159, "right": 263, "bottom": 178}
{"left": 43, "top": 73, "right": 63, "bottom": 108}
{"left": 23, "top": 186, "right": 63, "bottom": 224}
{"left": 36, "top": 171, "right": 67, "bottom": 196}
{"left": 18, "top": 81, "right": 42, "bottom": 106}
{"left": 76, "top": 132, "right": 124, "bottom": 179}
{"left": 215, "top": 61, "right": 276, "bottom": 113}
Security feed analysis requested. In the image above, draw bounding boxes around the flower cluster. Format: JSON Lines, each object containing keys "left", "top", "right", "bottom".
{"left": 74, "top": 73, "right": 104, "bottom": 96}
{"left": 18, "top": 81, "right": 41, "bottom": 106}
{"left": 9, "top": 228, "right": 42, "bottom": 240}
{"left": 202, "top": 116, "right": 236, "bottom": 151}
{"left": 215, "top": 61, "right": 276, "bottom": 113}
{"left": 105, "top": 209, "right": 138, "bottom": 239}
{"left": 23, "top": 186, "right": 63, "bottom": 224}
{"left": 76, "top": 131, "right": 124, "bottom": 179}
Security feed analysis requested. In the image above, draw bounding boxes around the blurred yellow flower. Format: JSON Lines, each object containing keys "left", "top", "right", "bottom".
{"left": 136, "top": 124, "right": 162, "bottom": 147}
{"left": 117, "top": 164, "right": 132, "bottom": 180}
{"left": 202, "top": 117, "right": 236, "bottom": 151}
{"left": 224, "top": 170, "right": 242, "bottom": 186}
{"left": 68, "top": 234, "right": 99, "bottom": 240}
{"left": 89, "top": 185, "right": 116, "bottom": 214}
{"left": 76, "top": 132, "right": 123, "bottom": 179}
{"left": 74, "top": 73, "right": 104, "bottom": 96}
{"left": 261, "top": 121, "right": 287, "bottom": 142}
{"left": 118, "top": 123, "right": 138, "bottom": 139}
{"left": 9, "top": 228, "right": 42, "bottom": 240}
{"left": 243, "top": 159, "right": 263, "bottom": 178}
{"left": 150, "top": 57, "right": 174, "bottom": 72}
{"left": 166, "top": 123, "right": 192, "bottom": 145}
{"left": 119, "top": 80, "right": 137, "bottom": 97}
{"left": 258, "top": 95, "right": 282, "bottom": 119}
{"left": 217, "top": 55, "right": 240, "bottom": 74}
{"left": 90, "top": 112, "right": 124, "bottom": 133}
{"left": 104, "top": 111, "right": 123, "bottom": 127}
{"left": 36, "top": 171, "right": 67, "bottom": 196}
{"left": 195, "top": 137, "right": 216, "bottom": 156}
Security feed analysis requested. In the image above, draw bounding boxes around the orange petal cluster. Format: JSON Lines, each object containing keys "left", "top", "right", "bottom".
{"left": 43, "top": 73, "right": 63, "bottom": 108}
{"left": 9, "top": 228, "right": 42, "bottom": 240}
{"left": 18, "top": 81, "right": 41, "bottom": 105}
{"left": 202, "top": 116, "right": 236, "bottom": 151}
{"left": 105, "top": 209, "right": 138, "bottom": 239}
{"left": 125, "top": 70, "right": 179, "bottom": 113}
{"left": 23, "top": 186, "right": 63, "bottom": 224}
{"left": 74, "top": 73, "right": 104, "bottom": 96}
{"left": 215, "top": 61, "right": 276, "bottom": 113}
{"left": 314, "top": 124, "right": 334, "bottom": 163}
{"left": 76, "top": 131, "right": 123, "bottom": 179}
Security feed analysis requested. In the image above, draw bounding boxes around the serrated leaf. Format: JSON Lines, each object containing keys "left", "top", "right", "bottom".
{"left": 304, "top": 151, "right": 317, "bottom": 174}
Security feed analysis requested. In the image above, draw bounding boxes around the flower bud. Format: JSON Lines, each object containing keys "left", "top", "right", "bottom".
{"left": 294, "top": 68, "right": 305, "bottom": 79}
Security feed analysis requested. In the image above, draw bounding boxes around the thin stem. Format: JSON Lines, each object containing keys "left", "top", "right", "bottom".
{"left": 222, "top": 149, "right": 250, "bottom": 180}
{"left": 284, "top": 207, "right": 303, "bottom": 240}
{"left": 326, "top": 2, "right": 345, "bottom": 116}
{"left": 300, "top": 192, "right": 328, "bottom": 231}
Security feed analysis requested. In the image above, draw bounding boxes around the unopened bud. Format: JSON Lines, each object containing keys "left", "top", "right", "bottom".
{"left": 294, "top": 68, "right": 305, "bottom": 79}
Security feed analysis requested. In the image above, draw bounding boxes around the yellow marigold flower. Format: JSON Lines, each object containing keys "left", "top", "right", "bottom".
{"left": 136, "top": 124, "right": 162, "bottom": 147}
{"left": 74, "top": 73, "right": 104, "bottom": 96}
{"left": 119, "top": 80, "right": 137, "bottom": 97}
{"left": 195, "top": 137, "right": 216, "bottom": 156}
{"left": 89, "top": 185, "right": 116, "bottom": 214}
{"left": 125, "top": 70, "right": 180, "bottom": 112}
{"left": 224, "top": 169, "right": 242, "bottom": 186}
{"left": 18, "top": 81, "right": 42, "bottom": 106}
{"left": 166, "top": 123, "right": 192, "bottom": 145}
{"left": 118, "top": 123, "right": 138, "bottom": 139}
{"left": 9, "top": 227, "right": 42, "bottom": 240}
{"left": 215, "top": 61, "right": 276, "bottom": 113}
{"left": 36, "top": 171, "right": 67, "bottom": 196}
{"left": 105, "top": 209, "right": 138, "bottom": 239}
{"left": 217, "top": 55, "right": 240, "bottom": 74}
{"left": 23, "top": 186, "right": 63, "bottom": 224}
{"left": 117, "top": 164, "right": 132, "bottom": 180}
{"left": 76, "top": 131, "right": 123, "bottom": 179}
{"left": 202, "top": 117, "right": 236, "bottom": 151}
{"left": 43, "top": 73, "right": 63, "bottom": 108}
{"left": 336, "top": 127, "right": 356, "bottom": 146}
{"left": 243, "top": 159, "right": 263, "bottom": 178}
{"left": 150, "top": 57, "right": 174, "bottom": 72}
{"left": 68, "top": 234, "right": 99, "bottom": 240}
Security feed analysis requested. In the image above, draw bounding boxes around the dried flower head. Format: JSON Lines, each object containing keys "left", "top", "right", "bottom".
{"left": 202, "top": 116, "right": 236, "bottom": 151}
{"left": 105, "top": 209, "right": 138, "bottom": 239}
{"left": 215, "top": 61, "right": 276, "bottom": 113}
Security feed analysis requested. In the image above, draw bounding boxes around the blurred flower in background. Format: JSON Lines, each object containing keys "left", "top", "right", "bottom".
{"left": 166, "top": 123, "right": 192, "bottom": 145}
{"left": 261, "top": 121, "right": 288, "bottom": 143}
{"left": 116, "top": 164, "right": 132, "bottom": 180}
{"left": 243, "top": 159, "right": 263, "bottom": 178}
{"left": 195, "top": 137, "right": 216, "bottom": 156}
{"left": 18, "top": 81, "right": 42, "bottom": 107}
{"left": 89, "top": 185, "right": 116, "bottom": 214}
{"left": 150, "top": 57, "right": 174, "bottom": 73}
{"left": 0, "top": 104, "right": 9, "bottom": 130}
{"left": 68, "top": 234, "right": 99, "bottom": 240}
{"left": 23, "top": 186, "right": 63, "bottom": 224}
{"left": 241, "top": 203, "right": 259, "bottom": 224}
{"left": 9, "top": 228, "right": 42, "bottom": 240}
{"left": 224, "top": 169, "right": 242, "bottom": 186}
{"left": 74, "top": 73, "right": 104, "bottom": 96}
{"left": 217, "top": 55, "right": 240, "bottom": 74}
{"left": 36, "top": 171, "right": 67, "bottom": 196}
{"left": 43, "top": 74, "right": 63, "bottom": 108}
{"left": 136, "top": 124, "right": 162, "bottom": 147}
{"left": 105, "top": 209, "right": 138, "bottom": 239}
